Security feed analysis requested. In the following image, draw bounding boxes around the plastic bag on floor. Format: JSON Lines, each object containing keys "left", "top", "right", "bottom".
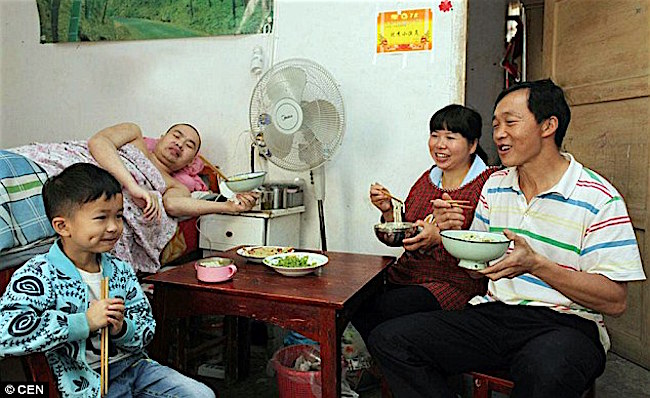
{"left": 341, "top": 323, "right": 375, "bottom": 392}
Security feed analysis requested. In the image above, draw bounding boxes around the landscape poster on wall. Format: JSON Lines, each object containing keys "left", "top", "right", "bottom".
{"left": 36, "top": 0, "right": 273, "bottom": 43}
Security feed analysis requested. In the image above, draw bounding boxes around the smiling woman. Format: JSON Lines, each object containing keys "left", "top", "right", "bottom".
{"left": 357, "top": 104, "right": 501, "bottom": 342}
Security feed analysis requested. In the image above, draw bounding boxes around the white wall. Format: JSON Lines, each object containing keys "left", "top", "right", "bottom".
{"left": 0, "top": 0, "right": 467, "bottom": 256}
{"left": 0, "top": 0, "right": 269, "bottom": 160}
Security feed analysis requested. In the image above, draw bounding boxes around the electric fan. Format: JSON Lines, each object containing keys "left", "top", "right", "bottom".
{"left": 249, "top": 58, "right": 345, "bottom": 250}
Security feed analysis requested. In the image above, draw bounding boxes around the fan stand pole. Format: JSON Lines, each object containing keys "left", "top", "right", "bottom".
{"left": 317, "top": 199, "right": 327, "bottom": 251}
{"left": 311, "top": 167, "right": 327, "bottom": 251}
{"left": 250, "top": 142, "right": 256, "bottom": 172}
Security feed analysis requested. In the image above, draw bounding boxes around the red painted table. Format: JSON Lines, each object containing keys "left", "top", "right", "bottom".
{"left": 144, "top": 248, "right": 394, "bottom": 397}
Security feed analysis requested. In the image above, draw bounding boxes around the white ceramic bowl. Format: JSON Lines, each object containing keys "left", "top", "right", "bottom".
{"left": 262, "top": 252, "right": 329, "bottom": 277}
{"left": 224, "top": 171, "right": 267, "bottom": 193}
{"left": 440, "top": 230, "right": 510, "bottom": 270}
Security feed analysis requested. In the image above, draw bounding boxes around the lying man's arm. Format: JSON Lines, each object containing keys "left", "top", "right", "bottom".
{"left": 88, "top": 122, "right": 161, "bottom": 221}
{"left": 161, "top": 178, "right": 259, "bottom": 218}
{"left": 88, "top": 123, "right": 147, "bottom": 191}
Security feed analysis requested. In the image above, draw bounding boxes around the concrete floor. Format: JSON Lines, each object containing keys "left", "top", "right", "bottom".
{"left": 1, "top": 345, "right": 648, "bottom": 397}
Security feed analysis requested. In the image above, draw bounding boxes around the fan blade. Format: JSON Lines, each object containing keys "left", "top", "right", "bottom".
{"left": 298, "top": 128, "right": 326, "bottom": 167}
{"left": 300, "top": 127, "right": 318, "bottom": 147}
{"left": 265, "top": 66, "right": 307, "bottom": 106}
{"left": 301, "top": 99, "right": 342, "bottom": 148}
{"left": 263, "top": 124, "right": 294, "bottom": 159}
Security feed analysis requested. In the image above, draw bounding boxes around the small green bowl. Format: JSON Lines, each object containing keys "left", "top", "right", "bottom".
{"left": 440, "top": 230, "right": 510, "bottom": 270}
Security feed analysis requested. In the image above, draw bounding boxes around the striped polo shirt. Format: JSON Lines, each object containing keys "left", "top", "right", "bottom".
{"left": 469, "top": 153, "right": 646, "bottom": 351}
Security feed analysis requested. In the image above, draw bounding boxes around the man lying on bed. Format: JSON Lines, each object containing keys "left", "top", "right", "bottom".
{"left": 8, "top": 123, "right": 258, "bottom": 274}
{"left": 89, "top": 122, "right": 258, "bottom": 219}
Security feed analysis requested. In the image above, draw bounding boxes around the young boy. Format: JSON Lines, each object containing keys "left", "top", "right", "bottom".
{"left": 0, "top": 163, "right": 215, "bottom": 398}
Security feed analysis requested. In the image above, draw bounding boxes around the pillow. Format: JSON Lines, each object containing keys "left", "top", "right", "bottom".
{"left": 0, "top": 150, "right": 55, "bottom": 252}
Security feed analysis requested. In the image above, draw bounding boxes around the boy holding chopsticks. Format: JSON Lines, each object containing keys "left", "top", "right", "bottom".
{"left": 0, "top": 163, "right": 214, "bottom": 398}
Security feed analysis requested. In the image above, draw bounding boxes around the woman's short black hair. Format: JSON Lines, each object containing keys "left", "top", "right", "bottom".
{"left": 42, "top": 163, "right": 122, "bottom": 221}
{"left": 494, "top": 79, "right": 571, "bottom": 147}
{"left": 430, "top": 104, "right": 488, "bottom": 163}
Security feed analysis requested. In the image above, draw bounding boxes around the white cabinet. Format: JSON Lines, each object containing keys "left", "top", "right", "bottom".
{"left": 199, "top": 206, "right": 304, "bottom": 254}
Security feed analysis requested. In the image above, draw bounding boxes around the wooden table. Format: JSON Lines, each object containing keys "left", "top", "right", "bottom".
{"left": 144, "top": 248, "right": 394, "bottom": 398}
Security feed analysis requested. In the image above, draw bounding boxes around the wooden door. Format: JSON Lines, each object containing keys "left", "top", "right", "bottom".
{"left": 543, "top": 0, "right": 649, "bottom": 368}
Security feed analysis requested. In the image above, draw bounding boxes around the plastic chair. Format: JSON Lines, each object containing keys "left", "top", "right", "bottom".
{"left": 468, "top": 371, "right": 596, "bottom": 398}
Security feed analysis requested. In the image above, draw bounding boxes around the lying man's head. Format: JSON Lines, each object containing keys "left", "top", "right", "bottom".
{"left": 43, "top": 163, "right": 124, "bottom": 253}
{"left": 153, "top": 123, "right": 202, "bottom": 172}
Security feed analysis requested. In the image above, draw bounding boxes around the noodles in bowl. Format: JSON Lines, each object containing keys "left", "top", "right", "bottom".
{"left": 440, "top": 230, "right": 510, "bottom": 270}
{"left": 374, "top": 222, "right": 421, "bottom": 247}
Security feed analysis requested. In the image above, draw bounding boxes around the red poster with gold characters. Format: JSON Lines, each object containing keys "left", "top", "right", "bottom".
{"left": 377, "top": 9, "right": 433, "bottom": 53}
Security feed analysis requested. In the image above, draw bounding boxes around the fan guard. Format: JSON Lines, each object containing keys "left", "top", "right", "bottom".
{"left": 249, "top": 58, "right": 345, "bottom": 172}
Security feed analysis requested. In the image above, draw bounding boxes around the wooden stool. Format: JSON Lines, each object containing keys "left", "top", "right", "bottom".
{"left": 22, "top": 353, "right": 60, "bottom": 398}
{"left": 468, "top": 371, "right": 596, "bottom": 398}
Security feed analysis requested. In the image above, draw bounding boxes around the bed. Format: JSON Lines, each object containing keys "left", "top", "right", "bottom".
{"left": 0, "top": 147, "right": 220, "bottom": 275}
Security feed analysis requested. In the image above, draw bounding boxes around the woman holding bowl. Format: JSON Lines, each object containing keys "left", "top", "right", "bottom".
{"left": 353, "top": 104, "right": 500, "bottom": 341}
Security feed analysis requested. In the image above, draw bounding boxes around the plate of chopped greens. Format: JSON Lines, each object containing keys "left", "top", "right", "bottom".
{"left": 262, "top": 252, "right": 328, "bottom": 277}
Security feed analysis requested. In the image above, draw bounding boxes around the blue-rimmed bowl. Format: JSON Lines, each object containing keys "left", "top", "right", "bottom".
{"left": 224, "top": 171, "right": 267, "bottom": 193}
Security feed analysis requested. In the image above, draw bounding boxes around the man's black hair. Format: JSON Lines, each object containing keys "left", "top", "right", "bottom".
{"left": 42, "top": 163, "right": 122, "bottom": 222}
{"left": 494, "top": 79, "right": 571, "bottom": 147}
{"left": 430, "top": 104, "right": 488, "bottom": 163}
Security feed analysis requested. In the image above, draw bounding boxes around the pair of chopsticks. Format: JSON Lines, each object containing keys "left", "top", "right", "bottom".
{"left": 430, "top": 199, "right": 473, "bottom": 210}
{"left": 100, "top": 277, "right": 109, "bottom": 397}
{"left": 198, "top": 154, "right": 230, "bottom": 182}
{"left": 377, "top": 186, "right": 403, "bottom": 204}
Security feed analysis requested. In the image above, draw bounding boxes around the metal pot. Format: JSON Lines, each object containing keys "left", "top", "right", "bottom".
{"left": 271, "top": 185, "right": 285, "bottom": 209}
{"left": 259, "top": 186, "right": 275, "bottom": 210}
{"left": 258, "top": 182, "right": 304, "bottom": 210}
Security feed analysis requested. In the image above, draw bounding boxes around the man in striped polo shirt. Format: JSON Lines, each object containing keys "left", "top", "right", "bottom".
{"left": 368, "top": 79, "right": 646, "bottom": 398}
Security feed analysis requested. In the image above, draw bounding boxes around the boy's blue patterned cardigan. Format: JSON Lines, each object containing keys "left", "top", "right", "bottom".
{"left": 0, "top": 241, "right": 156, "bottom": 397}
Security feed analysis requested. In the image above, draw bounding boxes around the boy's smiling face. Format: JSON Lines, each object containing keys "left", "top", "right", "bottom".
{"left": 56, "top": 193, "right": 124, "bottom": 255}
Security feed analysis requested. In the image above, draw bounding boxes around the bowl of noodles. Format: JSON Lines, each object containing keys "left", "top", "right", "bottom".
{"left": 374, "top": 222, "right": 421, "bottom": 247}
{"left": 440, "top": 230, "right": 510, "bottom": 270}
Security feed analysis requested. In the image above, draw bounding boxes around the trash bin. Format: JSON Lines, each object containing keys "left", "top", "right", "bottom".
{"left": 272, "top": 344, "right": 322, "bottom": 398}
